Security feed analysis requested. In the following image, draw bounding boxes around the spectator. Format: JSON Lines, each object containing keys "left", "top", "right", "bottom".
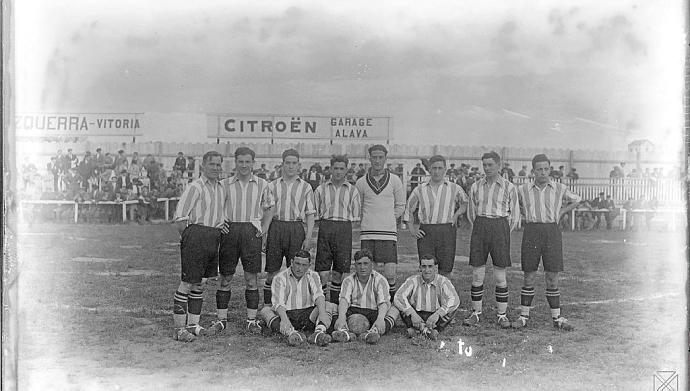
{"left": 115, "top": 169, "right": 132, "bottom": 193}
{"left": 518, "top": 165, "right": 528, "bottom": 177}
{"left": 566, "top": 168, "right": 579, "bottom": 180}
{"left": 623, "top": 197, "right": 634, "bottom": 230}
{"left": 256, "top": 163, "right": 269, "bottom": 179}
{"left": 628, "top": 169, "right": 639, "bottom": 178}
{"left": 322, "top": 165, "right": 332, "bottom": 181}
{"left": 114, "top": 149, "right": 129, "bottom": 172}
{"left": 346, "top": 163, "right": 357, "bottom": 185}
{"left": 356, "top": 163, "right": 366, "bottom": 179}
{"left": 410, "top": 162, "right": 426, "bottom": 191}
{"left": 309, "top": 162, "right": 323, "bottom": 174}
{"left": 307, "top": 166, "right": 322, "bottom": 191}
{"left": 446, "top": 163, "right": 458, "bottom": 181}
{"left": 187, "top": 156, "right": 195, "bottom": 179}
{"left": 500, "top": 162, "right": 515, "bottom": 183}
{"left": 173, "top": 152, "right": 187, "bottom": 175}
{"left": 66, "top": 148, "right": 78, "bottom": 170}
{"left": 269, "top": 164, "right": 281, "bottom": 181}
{"left": 619, "top": 162, "right": 627, "bottom": 178}
{"left": 603, "top": 195, "right": 617, "bottom": 230}
{"left": 131, "top": 151, "right": 139, "bottom": 165}
{"left": 136, "top": 186, "right": 153, "bottom": 224}
{"left": 591, "top": 192, "right": 606, "bottom": 229}
{"left": 128, "top": 158, "right": 141, "bottom": 181}
{"left": 47, "top": 157, "right": 60, "bottom": 192}
{"left": 394, "top": 163, "right": 404, "bottom": 179}
{"left": 549, "top": 166, "right": 563, "bottom": 181}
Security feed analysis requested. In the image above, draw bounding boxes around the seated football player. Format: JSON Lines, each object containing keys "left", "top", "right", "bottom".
{"left": 331, "top": 249, "right": 396, "bottom": 344}
{"left": 258, "top": 250, "right": 337, "bottom": 346}
{"left": 388, "top": 254, "right": 460, "bottom": 340}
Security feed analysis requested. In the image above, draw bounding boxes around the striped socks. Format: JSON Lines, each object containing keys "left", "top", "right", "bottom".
{"left": 495, "top": 286, "right": 509, "bottom": 315}
{"left": 546, "top": 288, "right": 561, "bottom": 318}
{"left": 263, "top": 280, "right": 272, "bottom": 306}
{"left": 520, "top": 287, "right": 535, "bottom": 317}
{"left": 187, "top": 290, "right": 203, "bottom": 326}
{"left": 173, "top": 290, "right": 188, "bottom": 328}
{"left": 470, "top": 284, "right": 484, "bottom": 313}
{"left": 216, "top": 290, "right": 231, "bottom": 321}
{"left": 329, "top": 282, "right": 341, "bottom": 305}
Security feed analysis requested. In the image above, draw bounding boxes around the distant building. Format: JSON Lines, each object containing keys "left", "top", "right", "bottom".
{"left": 628, "top": 139, "right": 654, "bottom": 153}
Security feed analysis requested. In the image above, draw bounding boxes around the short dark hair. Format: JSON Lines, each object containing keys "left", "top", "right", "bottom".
{"left": 368, "top": 144, "right": 388, "bottom": 155}
{"left": 531, "top": 154, "right": 550, "bottom": 168}
{"left": 330, "top": 154, "right": 349, "bottom": 167}
{"left": 428, "top": 155, "right": 446, "bottom": 167}
{"left": 481, "top": 151, "right": 501, "bottom": 164}
{"left": 419, "top": 254, "right": 438, "bottom": 265}
{"left": 293, "top": 249, "right": 312, "bottom": 261}
{"left": 282, "top": 148, "right": 300, "bottom": 161}
{"left": 202, "top": 151, "right": 223, "bottom": 164}
{"left": 234, "top": 147, "right": 255, "bottom": 160}
{"left": 353, "top": 249, "right": 373, "bottom": 261}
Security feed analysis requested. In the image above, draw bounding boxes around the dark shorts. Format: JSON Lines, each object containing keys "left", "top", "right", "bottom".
{"left": 180, "top": 224, "right": 221, "bottom": 284}
{"left": 286, "top": 306, "right": 317, "bottom": 331}
{"left": 265, "top": 220, "right": 305, "bottom": 273}
{"left": 469, "top": 216, "right": 511, "bottom": 268}
{"left": 401, "top": 309, "right": 456, "bottom": 332}
{"left": 417, "top": 223, "right": 457, "bottom": 274}
{"left": 361, "top": 240, "right": 398, "bottom": 264}
{"left": 315, "top": 220, "right": 353, "bottom": 274}
{"left": 219, "top": 222, "right": 262, "bottom": 275}
{"left": 521, "top": 223, "right": 563, "bottom": 273}
{"left": 346, "top": 306, "right": 379, "bottom": 326}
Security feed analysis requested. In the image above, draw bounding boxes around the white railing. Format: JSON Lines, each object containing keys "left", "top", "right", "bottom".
{"left": 19, "top": 198, "right": 180, "bottom": 223}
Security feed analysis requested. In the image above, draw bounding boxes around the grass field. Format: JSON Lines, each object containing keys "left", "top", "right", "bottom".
{"left": 13, "top": 219, "right": 688, "bottom": 391}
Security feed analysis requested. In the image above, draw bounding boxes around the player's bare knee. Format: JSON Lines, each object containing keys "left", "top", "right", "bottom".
{"left": 545, "top": 272, "right": 559, "bottom": 289}
{"left": 177, "top": 281, "right": 192, "bottom": 294}
{"left": 218, "top": 274, "right": 232, "bottom": 290}
{"left": 494, "top": 267, "right": 507, "bottom": 288}
{"left": 471, "top": 266, "right": 486, "bottom": 285}
{"left": 523, "top": 272, "right": 537, "bottom": 288}
{"left": 244, "top": 273, "right": 259, "bottom": 289}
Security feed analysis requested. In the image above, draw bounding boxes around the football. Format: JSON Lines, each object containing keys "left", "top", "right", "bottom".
{"left": 347, "top": 314, "right": 371, "bottom": 335}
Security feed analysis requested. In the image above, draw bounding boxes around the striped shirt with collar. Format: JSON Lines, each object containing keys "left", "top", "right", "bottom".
{"left": 339, "top": 270, "right": 390, "bottom": 310}
{"left": 221, "top": 174, "right": 274, "bottom": 223}
{"left": 518, "top": 180, "right": 582, "bottom": 223}
{"left": 173, "top": 175, "right": 225, "bottom": 228}
{"left": 403, "top": 180, "right": 468, "bottom": 224}
{"left": 271, "top": 267, "right": 324, "bottom": 311}
{"left": 394, "top": 274, "right": 459, "bottom": 316}
{"left": 268, "top": 176, "right": 316, "bottom": 221}
{"left": 314, "top": 180, "right": 361, "bottom": 221}
{"left": 468, "top": 175, "right": 520, "bottom": 226}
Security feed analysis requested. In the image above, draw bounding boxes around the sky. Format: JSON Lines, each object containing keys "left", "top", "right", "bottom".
{"left": 12, "top": 0, "right": 686, "bottom": 151}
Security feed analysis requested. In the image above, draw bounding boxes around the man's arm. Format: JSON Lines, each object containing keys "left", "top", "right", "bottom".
{"left": 404, "top": 188, "right": 423, "bottom": 238}
{"left": 393, "top": 176, "right": 406, "bottom": 219}
{"left": 508, "top": 184, "right": 520, "bottom": 231}
{"left": 559, "top": 187, "right": 583, "bottom": 219}
{"left": 303, "top": 213, "right": 315, "bottom": 250}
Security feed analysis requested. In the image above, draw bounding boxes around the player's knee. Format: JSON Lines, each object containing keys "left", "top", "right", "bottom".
{"left": 177, "top": 281, "right": 192, "bottom": 294}
{"left": 218, "top": 274, "right": 232, "bottom": 290}
{"left": 471, "top": 266, "right": 486, "bottom": 285}
{"left": 523, "top": 272, "right": 537, "bottom": 287}
{"left": 545, "top": 272, "right": 559, "bottom": 289}
{"left": 244, "top": 273, "right": 259, "bottom": 289}
{"left": 190, "top": 282, "right": 204, "bottom": 292}
{"left": 331, "top": 271, "right": 342, "bottom": 283}
{"left": 265, "top": 273, "right": 275, "bottom": 285}
{"left": 494, "top": 267, "right": 507, "bottom": 287}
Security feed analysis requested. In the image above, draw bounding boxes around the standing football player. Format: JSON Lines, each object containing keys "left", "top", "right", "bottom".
{"left": 388, "top": 255, "right": 460, "bottom": 340}
{"left": 331, "top": 249, "right": 395, "bottom": 344}
{"left": 259, "top": 250, "right": 336, "bottom": 346}
{"left": 463, "top": 151, "right": 520, "bottom": 329}
{"left": 171, "top": 151, "right": 225, "bottom": 342}
{"left": 356, "top": 145, "right": 406, "bottom": 302}
{"left": 313, "top": 154, "right": 361, "bottom": 304}
{"left": 263, "top": 149, "right": 316, "bottom": 308}
{"left": 512, "top": 154, "right": 581, "bottom": 330}
{"left": 404, "top": 155, "right": 468, "bottom": 277}
{"left": 210, "top": 147, "right": 274, "bottom": 335}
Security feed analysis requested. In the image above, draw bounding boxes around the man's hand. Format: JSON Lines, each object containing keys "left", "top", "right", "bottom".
{"left": 279, "top": 319, "right": 294, "bottom": 336}
{"left": 334, "top": 316, "right": 348, "bottom": 331}
{"left": 174, "top": 221, "right": 187, "bottom": 237}
{"left": 425, "top": 312, "right": 440, "bottom": 329}
{"left": 373, "top": 318, "right": 386, "bottom": 333}
{"left": 301, "top": 237, "right": 312, "bottom": 250}
{"left": 409, "top": 225, "right": 425, "bottom": 239}
{"left": 410, "top": 311, "right": 423, "bottom": 329}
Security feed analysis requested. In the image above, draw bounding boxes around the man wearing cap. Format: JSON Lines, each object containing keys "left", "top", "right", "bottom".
{"left": 356, "top": 144, "right": 406, "bottom": 302}
{"left": 591, "top": 192, "right": 607, "bottom": 229}
{"left": 513, "top": 154, "right": 581, "bottom": 331}
{"left": 174, "top": 152, "right": 187, "bottom": 176}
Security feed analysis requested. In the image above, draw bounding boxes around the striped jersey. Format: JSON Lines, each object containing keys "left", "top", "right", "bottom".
{"left": 356, "top": 170, "right": 406, "bottom": 241}
{"left": 221, "top": 175, "right": 274, "bottom": 223}
{"left": 403, "top": 180, "right": 468, "bottom": 224}
{"left": 314, "top": 180, "right": 361, "bottom": 221}
{"left": 271, "top": 267, "right": 324, "bottom": 311}
{"left": 173, "top": 176, "right": 225, "bottom": 228}
{"left": 518, "top": 181, "right": 582, "bottom": 223}
{"left": 268, "top": 177, "right": 316, "bottom": 221}
{"left": 468, "top": 175, "right": 520, "bottom": 227}
{"left": 394, "top": 274, "right": 459, "bottom": 316}
{"left": 339, "top": 270, "right": 390, "bottom": 310}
